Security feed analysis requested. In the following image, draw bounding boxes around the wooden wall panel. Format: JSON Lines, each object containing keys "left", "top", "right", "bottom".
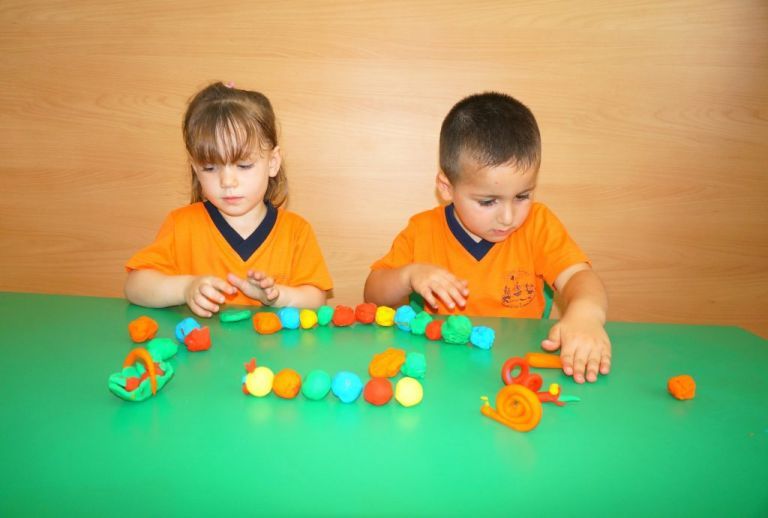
{"left": 1, "top": 1, "right": 766, "bottom": 337}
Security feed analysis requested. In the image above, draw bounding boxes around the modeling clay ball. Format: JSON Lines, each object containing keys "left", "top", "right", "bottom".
{"left": 245, "top": 366, "right": 274, "bottom": 397}
{"left": 369, "top": 348, "right": 407, "bottom": 378}
{"left": 252, "top": 312, "right": 282, "bottom": 334}
{"left": 331, "top": 371, "right": 364, "bottom": 403}
{"left": 394, "top": 305, "right": 417, "bottom": 331}
{"left": 409, "top": 311, "right": 433, "bottom": 335}
{"left": 317, "top": 305, "right": 334, "bottom": 326}
{"left": 401, "top": 352, "right": 427, "bottom": 379}
{"left": 425, "top": 320, "right": 443, "bottom": 341}
{"left": 668, "top": 375, "right": 696, "bottom": 400}
{"left": 302, "top": 370, "right": 332, "bottom": 400}
{"left": 128, "top": 316, "right": 158, "bottom": 343}
{"left": 355, "top": 303, "right": 377, "bottom": 324}
{"left": 470, "top": 326, "right": 495, "bottom": 350}
{"left": 299, "top": 309, "right": 318, "bottom": 329}
{"left": 278, "top": 307, "right": 301, "bottom": 330}
{"left": 442, "top": 315, "right": 473, "bottom": 344}
{"left": 175, "top": 317, "right": 201, "bottom": 342}
{"left": 332, "top": 305, "right": 355, "bottom": 327}
{"left": 395, "top": 377, "right": 423, "bottom": 407}
{"left": 364, "top": 378, "right": 393, "bottom": 406}
{"left": 220, "top": 309, "right": 251, "bottom": 322}
{"left": 146, "top": 338, "right": 179, "bottom": 362}
{"left": 375, "top": 306, "right": 395, "bottom": 327}
{"left": 184, "top": 326, "right": 212, "bottom": 352}
{"left": 273, "top": 368, "right": 302, "bottom": 399}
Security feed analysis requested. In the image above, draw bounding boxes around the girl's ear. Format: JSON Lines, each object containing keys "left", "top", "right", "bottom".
{"left": 436, "top": 171, "right": 454, "bottom": 202}
{"left": 268, "top": 146, "right": 282, "bottom": 178}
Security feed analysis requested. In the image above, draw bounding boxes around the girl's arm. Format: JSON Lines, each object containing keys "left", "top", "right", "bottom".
{"left": 125, "top": 269, "right": 236, "bottom": 317}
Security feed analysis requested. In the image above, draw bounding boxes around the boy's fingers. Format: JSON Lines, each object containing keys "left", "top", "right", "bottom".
{"left": 541, "top": 325, "right": 561, "bottom": 351}
{"left": 585, "top": 351, "right": 601, "bottom": 383}
{"left": 560, "top": 348, "right": 574, "bottom": 376}
{"left": 600, "top": 353, "right": 612, "bottom": 375}
{"left": 572, "top": 350, "right": 587, "bottom": 384}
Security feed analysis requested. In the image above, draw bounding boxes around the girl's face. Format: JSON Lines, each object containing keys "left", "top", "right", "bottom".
{"left": 192, "top": 145, "right": 281, "bottom": 222}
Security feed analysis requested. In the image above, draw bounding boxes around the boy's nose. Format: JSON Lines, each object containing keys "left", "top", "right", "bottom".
{"left": 498, "top": 203, "right": 515, "bottom": 226}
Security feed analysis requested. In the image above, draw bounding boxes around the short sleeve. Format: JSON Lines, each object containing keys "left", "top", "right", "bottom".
{"left": 288, "top": 221, "right": 333, "bottom": 290}
{"left": 370, "top": 219, "right": 417, "bottom": 270}
{"left": 125, "top": 213, "right": 179, "bottom": 274}
{"left": 531, "top": 205, "right": 590, "bottom": 288}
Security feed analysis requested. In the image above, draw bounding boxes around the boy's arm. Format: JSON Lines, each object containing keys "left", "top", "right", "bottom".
{"left": 364, "top": 265, "right": 468, "bottom": 310}
{"left": 542, "top": 264, "right": 611, "bottom": 383}
{"left": 125, "top": 269, "right": 236, "bottom": 317}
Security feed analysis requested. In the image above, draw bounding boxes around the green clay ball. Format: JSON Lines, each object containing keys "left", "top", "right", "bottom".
{"left": 317, "top": 306, "right": 334, "bottom": 326}
{"left": 401, "top": 352, "right": 427, "bottom": 379}
{"left": 146, "top": 338, "right": 179, "bottom": 362}
{"left": 220, "top": 308, "right": 251, "bottom": 322}
{"left": 409, "top": 311, "right": 433, "bottom": 335}
{"left": 442, "top": 315, "right": 473, "bottom": 344}
{"left": 302, "top": 370, "right": 332, "bottom": 400}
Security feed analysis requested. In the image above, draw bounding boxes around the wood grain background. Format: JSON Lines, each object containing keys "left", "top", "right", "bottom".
{"left": 1, "top": 1, "right": 766, "bottom": 337}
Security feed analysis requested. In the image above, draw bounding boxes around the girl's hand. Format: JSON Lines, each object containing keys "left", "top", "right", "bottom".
{"left": 184, "top": 275, "right": 237, "bottom": 317}
{"left": 541, "top": 316, "right": 611, "bottom": 383}
{"left": 227, "top": 270, "right": 280, "bottom": 306}
{"left": 406, "top": 264, "right": 469, "bottom": 311}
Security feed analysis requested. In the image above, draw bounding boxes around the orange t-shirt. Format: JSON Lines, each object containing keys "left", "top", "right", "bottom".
{"left": 126, "top": 202, "right": 333, "bottom": 306}
{"left": 370, "top": 202, "right": 589, "bottom": 318}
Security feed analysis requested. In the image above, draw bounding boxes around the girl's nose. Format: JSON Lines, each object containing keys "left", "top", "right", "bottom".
{"left": 220, "top": 165, "right": 238, "bottom": 188}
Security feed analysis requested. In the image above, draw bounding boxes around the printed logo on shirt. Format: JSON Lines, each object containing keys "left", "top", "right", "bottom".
{"left": 501, "top": 270, "right": 536, "bottom": 308}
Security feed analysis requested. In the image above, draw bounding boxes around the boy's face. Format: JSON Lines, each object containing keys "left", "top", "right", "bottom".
{"left": 437, "top": 159, "right": 538, "bottom": 243}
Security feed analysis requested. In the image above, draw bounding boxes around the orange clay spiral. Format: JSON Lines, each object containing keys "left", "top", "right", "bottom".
{"left": 123, "top": 348, "right": 158, "bottom": 395}
{"left": 481, "top": 384, "right": 543, "bottom": 432}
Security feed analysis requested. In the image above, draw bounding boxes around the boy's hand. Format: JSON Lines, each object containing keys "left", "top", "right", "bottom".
{"left": 541, "top": 316, "right": 611, "bottom": 384}
{"left": 227, "top": 270, "right": 280, "bottom": 306}
{"left": 406, "top": 264, "right": 469, "bottom": 311}
{"left": 184, "top": 275, "right": 237, "bottom": 318}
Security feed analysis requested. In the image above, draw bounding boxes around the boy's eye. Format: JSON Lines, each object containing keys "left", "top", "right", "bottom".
{"left": 516, "top": 193, "right": 531, "bottom": 201}
{"left": 478, "top": 199, "right": 497, "bottom": 207}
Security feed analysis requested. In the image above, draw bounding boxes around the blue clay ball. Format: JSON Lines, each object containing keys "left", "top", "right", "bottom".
{"left": 470, "top": 326, "right": 495, "bottom": 350}
{"left": 278, "top": 307, "right": 301, "bottom": 330}
{"left": 394, "top": 305, "right": 417, "bottom": 332}
{"left": 331, "top": 371, "right": 364, "bottom": 403}
{"left": 175, "top": 317, "right": 201, "bottom": 342}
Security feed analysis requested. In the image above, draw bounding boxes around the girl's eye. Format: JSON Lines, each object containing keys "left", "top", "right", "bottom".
{"left": 201, "top": 165, "right": 215, "bottom": 172}
{"left": 237, "top": 163, "right": 254, "bottom": 170}
{"left": 479, "top": 199, "right": 496, "bottom": 207}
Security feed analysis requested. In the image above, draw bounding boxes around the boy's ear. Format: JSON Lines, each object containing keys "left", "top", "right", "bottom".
{"left": 436, "top": 171, "right": 454, "bottom": 202}
{"left": 268, "top": 146, "right": 282, "bottom": 177}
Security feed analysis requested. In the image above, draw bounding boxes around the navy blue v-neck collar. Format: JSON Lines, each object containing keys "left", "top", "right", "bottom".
{"left": 445, "top": 204, "right": 495, "bottom": 261}
{"left": 204, "top": 201, "right": 277, "bottom": 261}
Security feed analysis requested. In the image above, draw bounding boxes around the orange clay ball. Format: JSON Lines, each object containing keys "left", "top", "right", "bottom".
{"left": 369, "top": 348, "right": 406, "bottom": 378}
{"left": 364, "top": 377, "right": 393, "bottom": 406}
{"left": 273, "top": 368, "right": 302, "bottom": 399}
{"left": 425, "top": 320, "right": 443, "bottom": 341}
{"left": 252, "top": 312, "right": 282, "bottom": 334}
{"left": 668, "top": 375, "right": 696, "bottom": 400}
{"left": 332, "top": 305, "right": 356, "bottom": 327}
{"left": 355, "top": 303, "right": 377, "bottom": 324}
{"left": 128, "top": 316, "right": 159, "bottom": 343}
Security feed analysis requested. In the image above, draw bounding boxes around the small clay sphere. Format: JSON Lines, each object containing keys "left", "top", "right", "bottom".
{"left": 331, "top": 371, "right": 364, "bottom": 403}
{"left": 273, "top": 368, "right": 302, "bottom": 399}
{"left": 245, "top": 366, "right": 274, "bottom": 397}
{"left": 364, "top": 377, "right": 393, "bottom": 406}
{"left": 395, "top": 377, "right": 423, "bottom": 407}
{"left": 302, "top": 370, "right": 332, "bottom": 400}
{"left": 299, "top": 309, "right": 318, "bottom": 329}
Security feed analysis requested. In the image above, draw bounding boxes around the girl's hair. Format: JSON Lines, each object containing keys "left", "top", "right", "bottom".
{"left": 183, "top": 82, "right": 287, "bottom": 206}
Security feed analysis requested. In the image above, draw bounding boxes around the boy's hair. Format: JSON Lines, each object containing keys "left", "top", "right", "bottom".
{"left": 439, "top": 92, "right": 541, "bottom": 183}
{"left": 183, "top": 82, "right": 287, "bottom": 206}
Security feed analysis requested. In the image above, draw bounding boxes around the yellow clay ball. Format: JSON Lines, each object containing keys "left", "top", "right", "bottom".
{"left": 375, "top": 306, "right": 396, "bottom": 327}
{"left": 395, "top": 377, "right": 423, "bottom": 407}
{"left": 246, "top": 366, "right": 274, "bottom": 397}
{"left": 299, "top": 309, "right": 318, "bottom": 329}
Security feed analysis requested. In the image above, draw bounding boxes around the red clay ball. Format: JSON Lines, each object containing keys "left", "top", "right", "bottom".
{"left": 364, "top": 377, "right": 393, "bottom": 406}
{"left": 332, "top": 305, "right": 356, "bottom": 327}
{"left": 425, "top": 320, "right": 443, "bottom": 341}
{"left": 355, "top": 303, "right": 377, "bottom": 324}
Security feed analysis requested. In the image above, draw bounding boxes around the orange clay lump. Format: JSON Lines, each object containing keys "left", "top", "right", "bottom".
{"left": 273, "top": 368, "right": 302, "bottom": 399}
{"left": 253, "top": 312, "right": 282, "bottom": 334}
{"left": 369, "top": 348, "right": 406, "bottom": 378}
{"left": 668, "top": 375, "right": 696, "bottom": 400}
{"left": 128, "top": 316, "right": 159, "bottom": 343}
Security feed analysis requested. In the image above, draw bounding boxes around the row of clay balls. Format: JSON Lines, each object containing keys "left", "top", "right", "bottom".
{"left": 241, "top": 348, "right": 426, "bottom": 407}
{"left": 220, "top": 302, "right": 495, "bottom": 350}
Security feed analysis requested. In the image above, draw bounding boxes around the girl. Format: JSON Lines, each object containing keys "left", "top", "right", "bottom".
{"left": 125, "top": 82, "right": 332, "bottom": 317}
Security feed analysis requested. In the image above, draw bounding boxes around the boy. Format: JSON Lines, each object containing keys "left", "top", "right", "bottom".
{"left": 364, "top": 92, "right": 610, "bottom": 384}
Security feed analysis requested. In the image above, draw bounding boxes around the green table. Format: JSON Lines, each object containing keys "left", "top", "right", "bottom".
{"left": 1, "top": 293, "right": 766, "bottom": 516}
